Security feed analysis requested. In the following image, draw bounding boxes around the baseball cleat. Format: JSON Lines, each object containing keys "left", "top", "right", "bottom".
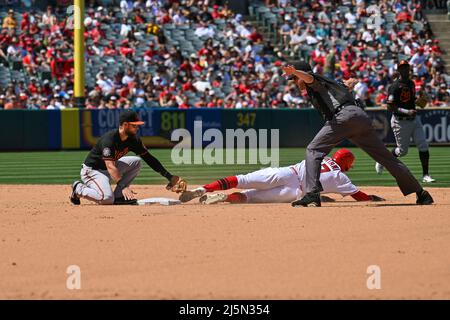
{"left": 199, "top": 193, "right": 228, "bottom": 205}
{"left": 113, "top": 197, "right": 138, "bottom": 205}
{"left": 416, "top": 189, "right": 434, "bottom": 205}
{"left": 375, "top": 162, "right": 384, "bottom": 175}
{"left": 69, "top": 181, "right": 82, "bottom": 205}
{"left": 422, "top": 175, "right": 436, "bottom": 183}
{"left": 179, "top": 187, "right": 206, "bottom": 203}
{"left": 291, "top": 192, "right": 321, "bottom": 207}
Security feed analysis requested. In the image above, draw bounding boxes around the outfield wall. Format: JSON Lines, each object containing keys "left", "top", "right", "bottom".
{"left": 0, "top": 108, "right": 449, "bottom": 150}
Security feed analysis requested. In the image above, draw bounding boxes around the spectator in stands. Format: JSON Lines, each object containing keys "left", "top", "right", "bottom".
{"left": 4, "top": 95, "right": 18, "bottom": 109}
{"left": 434, "top": 83, "right": 450, "bottom": 106}
{"left": 120, "top": 0, "right": 134, "bottom": 17}
{"left": 96, "top": 71, "right": 115, "bottom": 96}
{"left": 354, "top": 78, "right": 370, "bottom": 106}
{"left": 2, "top": 9, "right": 16, "bottom": 30}
{"left": 0, "top": 95, "right": 5, "bottom": 109}
{"left": 410, "top": 47, "right": 428, "bottom": 76}
{"left": 279, "top": 19, "right": 292, "bottom": 45}
{"left": 0, "top": 1, "right": 447, "bottom": 109}
{"left": 194, "top": 21, "right": 215, "bottom": 39}
{"left": 374, "top": 85, "right": 388, "bottom": 106}
{"left": 42, "top": 6, "right": 56, "bottom": 27}
{"left": 6, "top": 37, "right": 21, "bottom": 60}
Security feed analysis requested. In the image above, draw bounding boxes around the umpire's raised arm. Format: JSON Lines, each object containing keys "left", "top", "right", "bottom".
{"left": 281, "top": 64, "right": 314, "bottom": 84}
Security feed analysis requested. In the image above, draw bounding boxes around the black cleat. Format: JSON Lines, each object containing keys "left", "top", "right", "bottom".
{"left": 416, "top": 190, "right": 434, "bottom": 205}
{"left": 113, "top": 197, "right": 138, "bottom": 205}
{"left": 291, "top": 192, "right": 321, "bottom": 207}
{"left": 70, "top": 181, "right": 82, "bottom": 205}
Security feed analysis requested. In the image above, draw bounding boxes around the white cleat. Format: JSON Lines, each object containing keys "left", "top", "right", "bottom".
{"left": 199, "top": 193, "right": 228, "bottom": 205}
{"left": 375, "top": 162, "right": 384, "bottom": 175}
{"left": 179, "top": 187, "right": 206, "bottom": 203}
{"left": 422, "top": 175, "right": 436, "bottom": 183}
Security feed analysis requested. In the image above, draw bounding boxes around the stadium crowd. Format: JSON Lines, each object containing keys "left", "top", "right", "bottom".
{"left": 0, "top": 0, "right": 449, "bottom": 110}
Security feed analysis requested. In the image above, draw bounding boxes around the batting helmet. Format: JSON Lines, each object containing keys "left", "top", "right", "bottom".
{"left": 332, "top": 148, "right": 355, "bottom": 172}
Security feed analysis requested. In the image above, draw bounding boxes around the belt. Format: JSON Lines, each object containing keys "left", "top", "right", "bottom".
{"left": 334, "top": 102, "right": 356, "bottom": 115}
{"left": 394, "top": 114, "right": 415, "bottom": 121}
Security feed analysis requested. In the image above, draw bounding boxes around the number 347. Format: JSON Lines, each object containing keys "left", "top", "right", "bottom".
{"left": 237, "top": 112, "right": 256, "bottom": 127}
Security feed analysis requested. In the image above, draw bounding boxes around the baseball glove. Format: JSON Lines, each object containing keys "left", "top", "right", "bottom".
{"left": 416, "top": 91, "right": 429, "bottom": 108}
{"left": 370, "top": 195, "right": 385, "bottom": 202}
{"left": 166, "top": 176, "right": 188, "bottom": 193}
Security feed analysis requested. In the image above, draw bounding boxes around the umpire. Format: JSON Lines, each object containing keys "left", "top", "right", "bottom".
{"left": 282, "top": 62, "right": 433, "bottom": 207}
{"left": 375, "top": 60, "right": 435, "bottom": 183}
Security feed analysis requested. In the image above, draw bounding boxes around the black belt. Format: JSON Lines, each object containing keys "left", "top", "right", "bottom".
{"left": 394, "top": 114, "right": 415, "bottom": 121}
{"left": 334, "top": 102, "right": 356, "bottom": 115}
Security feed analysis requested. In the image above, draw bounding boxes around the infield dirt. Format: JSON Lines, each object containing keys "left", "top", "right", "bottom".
{"left": 1, "top": 185, "right": 449, "bottom": 299}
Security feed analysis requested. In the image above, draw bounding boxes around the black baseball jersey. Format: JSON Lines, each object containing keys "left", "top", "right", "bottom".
{"left": 388, "top": 79, "right": 416, "bottom": 112}
{"left": 84, "top": 130, "right": 147, "bottom": 170}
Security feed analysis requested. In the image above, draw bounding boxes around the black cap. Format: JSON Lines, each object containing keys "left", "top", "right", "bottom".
{"left": 398, "top": 60, "right": 410, "bottom": 69}
{"left": 292, "top": 60, "right": 312, "bottom": 72}
{"left": 119, "top": 110, "right": 145, "bottom": 125}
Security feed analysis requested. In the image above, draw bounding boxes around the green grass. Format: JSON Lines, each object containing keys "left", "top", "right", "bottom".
{"left": 0, "top": 147, "right": 449, "bottom": 187}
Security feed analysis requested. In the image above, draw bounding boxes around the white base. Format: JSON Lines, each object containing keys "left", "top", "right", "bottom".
{"left": 137, "top": 197, "right": 181, "bottom": 206}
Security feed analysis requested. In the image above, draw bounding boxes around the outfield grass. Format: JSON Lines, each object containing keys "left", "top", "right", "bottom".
{"left": 0, "top": 147, "right": 449, "bottom": 187}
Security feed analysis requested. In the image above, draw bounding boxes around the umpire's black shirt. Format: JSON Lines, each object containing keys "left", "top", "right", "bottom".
{"left": 84, "top": 130, "right": 147, "bottom": 170}
{"left": 305, "top": 73, "right": 357, "bottom": 120}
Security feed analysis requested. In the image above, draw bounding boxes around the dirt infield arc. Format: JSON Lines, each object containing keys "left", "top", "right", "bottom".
{"left": 1, "top": 185, "right": 449, "bottom": 299}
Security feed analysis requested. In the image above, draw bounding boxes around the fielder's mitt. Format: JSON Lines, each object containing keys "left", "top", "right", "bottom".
{"left": 166, "top": 176, "right": 188, "bottom": 193}
{"left": 416, "top": 91, "right": 429, "bottom": 109}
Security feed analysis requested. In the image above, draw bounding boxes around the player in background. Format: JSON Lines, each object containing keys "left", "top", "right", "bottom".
{"left": 375, "top": 60, "right": 435, "bottom": 183}
{"left": 179, "top": 149, "right": 384, "bottom": 205}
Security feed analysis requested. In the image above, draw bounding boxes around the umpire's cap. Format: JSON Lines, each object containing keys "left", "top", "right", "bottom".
{"left": 292, "top": 60, "right": 312, "bottom": 72}
{"left": 119, "top": 110, "right": 145, "bottom": 125}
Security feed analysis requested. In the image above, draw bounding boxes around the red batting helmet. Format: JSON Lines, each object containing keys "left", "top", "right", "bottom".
{"left": 332, "top": 148, "right": 355, "bottom": 172}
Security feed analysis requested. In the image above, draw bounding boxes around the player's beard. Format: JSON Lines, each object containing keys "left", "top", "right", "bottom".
{"left": 124, "top": 127, "right": 136, "bottom": 137}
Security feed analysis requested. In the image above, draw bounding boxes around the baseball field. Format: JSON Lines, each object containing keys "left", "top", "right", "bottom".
{"left": 1, "top": 147, "right": 450, "bottom": 299}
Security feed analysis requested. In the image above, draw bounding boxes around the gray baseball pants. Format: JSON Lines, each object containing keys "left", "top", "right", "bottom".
{"left": 391, "top": 115, "right": 429, "bottom": 156}
{"left": 75, "top": 156, "right": 142, "bottom": 205}
{"left": 305, "top": 105, "right": 422, "bottom": 196}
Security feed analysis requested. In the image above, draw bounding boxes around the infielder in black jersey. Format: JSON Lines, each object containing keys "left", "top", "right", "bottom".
{"left": 375, "top": 60, "right": 435, "bottom": 183}
{"left": 70, "top": 110, "right": 184, "bottom": 205}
